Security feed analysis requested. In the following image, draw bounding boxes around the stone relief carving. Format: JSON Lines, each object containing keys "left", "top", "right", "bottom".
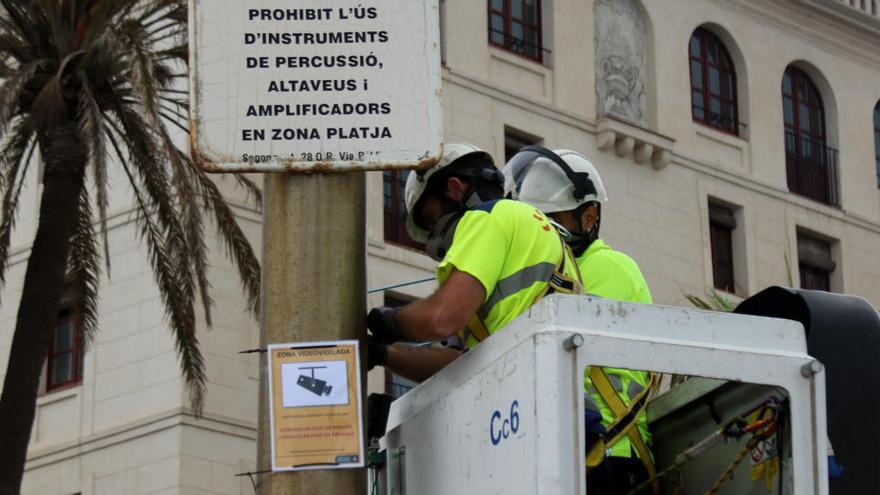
{"left": 594, "top": 0, "right": 649, "bottom": 127}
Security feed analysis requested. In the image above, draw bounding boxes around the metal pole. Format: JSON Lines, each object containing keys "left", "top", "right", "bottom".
{"left": 257, "top": 172, "right": 366, "bottom": 495}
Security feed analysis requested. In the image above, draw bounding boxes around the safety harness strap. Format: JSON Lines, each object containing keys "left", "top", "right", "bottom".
{"left": 585, "top": 367, "right": 659, "bottom": 495}
{"left": 463, "top": 238, "right": 581, "bottom": 345}
{"left": 464, "top": 313, "right": 491, "bottom": 343}
{"left": 531, "top": 240, "right": 583, "bottom": 301}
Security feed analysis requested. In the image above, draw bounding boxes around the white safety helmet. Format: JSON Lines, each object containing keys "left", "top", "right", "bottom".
{"left": 404, "top": 143, "right": 495, "bottom": 243}
{"left": 502, "top": 146, "right": 607, "bottom": 214}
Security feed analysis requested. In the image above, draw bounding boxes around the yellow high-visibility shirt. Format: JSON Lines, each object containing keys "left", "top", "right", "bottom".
{"left": 579, "top": 239, "right": 653, "bottom": 459}
{"left": 436, "top": 199, "right": 580, "bottom": 348}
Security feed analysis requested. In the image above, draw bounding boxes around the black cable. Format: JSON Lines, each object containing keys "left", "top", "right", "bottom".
{"left": 234, "top": 469, "right": 273, "bottom": 490}
{"left": 370, "top": 466, "right": 379, "bottom": 495}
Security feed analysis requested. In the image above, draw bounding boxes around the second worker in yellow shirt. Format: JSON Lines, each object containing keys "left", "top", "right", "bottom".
{"left": 503, "top": 146, "right": 657, "bottom": 495}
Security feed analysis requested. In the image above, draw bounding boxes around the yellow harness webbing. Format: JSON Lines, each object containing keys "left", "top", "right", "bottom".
{"left": 458, "top": 236, "right": 656, "bottom": 492}
{"left": 466, "top": 313, "right": 491, "bottom": 342}
{"left": 585, "top": 367, "right": 659, "bottom": 495}
{"left": 463, "top": 239, "right": 582, "bottom": 344}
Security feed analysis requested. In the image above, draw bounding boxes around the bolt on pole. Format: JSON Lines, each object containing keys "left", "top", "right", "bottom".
{"left": 257, "top": 172, "right": 367, "bottom": 494}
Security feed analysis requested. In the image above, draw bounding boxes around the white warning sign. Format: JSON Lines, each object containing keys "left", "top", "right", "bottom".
{"left": 189, "top": 0, "right": 443, "bottom": 172}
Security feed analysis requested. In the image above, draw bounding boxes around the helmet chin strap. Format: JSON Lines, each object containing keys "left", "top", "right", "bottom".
{"left": 436, "top": 177, "right": 501, "bottom": 214}
{"left": 464, "top": 178, "right": 503, "bottom": 208}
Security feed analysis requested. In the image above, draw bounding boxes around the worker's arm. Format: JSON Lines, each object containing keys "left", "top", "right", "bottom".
{"left": 384, "top": 344, "right": 462, "bottom": 382}
{"left": 393, "top": 269, "right": 486, "bottom": 341}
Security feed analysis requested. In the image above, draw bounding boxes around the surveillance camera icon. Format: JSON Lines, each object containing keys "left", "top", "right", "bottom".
{"left": 297, "top": 366, "right": 333, "bottom": 397}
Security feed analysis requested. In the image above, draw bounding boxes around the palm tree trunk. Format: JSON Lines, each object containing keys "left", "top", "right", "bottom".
{"left": 0, "top": 121, "right": 87, "bottom": 495}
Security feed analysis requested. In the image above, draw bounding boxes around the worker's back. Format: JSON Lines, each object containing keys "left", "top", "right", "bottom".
{"left": 437, "top": 198, "right": 580, "bottom": 348}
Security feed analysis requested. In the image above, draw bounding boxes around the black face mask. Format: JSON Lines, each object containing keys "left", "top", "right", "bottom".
{"left": 423, "top": 180, "right": 502, "bottom": 261}
{"left": 425, "top": 209, "right": 463, "bottom": 261}
{"left": 566, "top": 203, "right": 601, "bottom": 257}
{"left": 568, "top": 230, "right": 598, "bottom": 257}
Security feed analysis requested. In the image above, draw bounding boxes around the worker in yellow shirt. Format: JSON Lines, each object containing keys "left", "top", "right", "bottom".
{"left": 366, "top": 144, "right": 582, "bottom": 382}
{"left": 503, "top": 146, "right": 656, "bottom": 495}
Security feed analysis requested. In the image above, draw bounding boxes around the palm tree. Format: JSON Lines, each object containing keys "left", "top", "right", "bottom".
{"left": 0, "top": 1, "right": 261, "bottom": 492}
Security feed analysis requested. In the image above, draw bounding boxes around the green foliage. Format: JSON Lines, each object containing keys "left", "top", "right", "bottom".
{"left": 684, "top": 289, "right": 736, "bottom": 312}
{"left": 784, "top": 249, "right": 795, "bottom": 286}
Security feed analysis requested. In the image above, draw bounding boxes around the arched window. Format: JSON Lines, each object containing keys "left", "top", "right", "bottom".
{"left": 874, "top": 102, "right": 880, "bottom": 187}
{"left": 689, "top": 28, "right": 739, "bottom": 134}
{"left": 782, "top": 66, "right": 837, "bottom": 205}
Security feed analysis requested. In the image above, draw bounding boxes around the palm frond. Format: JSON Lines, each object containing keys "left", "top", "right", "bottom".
{"left": 155, "top": 44, "right": 187, "bottom": 63}
{"left": 145, "top": 18, "right": 184, "bottom": 40}
{"left": 137, "top": 0, "right": 186, "bottom": 28}
{"left": 158, "top": 98, "right": 187, "bottom": 119}
{"left": 784, "top": 249, "right": 794, "bottom": 286}
{"left": 0, "top": 118, "right": 35, "bottom": 292}
{"left": 106, "top": 124, "right": 205, "bottom": 414}
{"left": 159, "top": 132, "right": 213, "bottom": 327}
{"left": 122, "top": 27, "right": 213, "bottom": 327}
{"left": 157, "top": 111, "right": 186, "bottom": 134}
{"left": 78, "top": 78, "right": 110, "bottom": 274}
{"left": 0, "top": 1, "right": 44, "bottom": 55}
{"left": 70, "top": 185, "right": 100, "bottom": 350}
{"left": 193, "top": 165, "right": 261, "bottom": 314}
{"left": 234, "top": 174, "right": 263, "bottom": 210}
{"left": 707, "top": 289, "right": 736, "bottom": 312}
{"left": 176, "top": 157, "right": 213, "bottom": 327}
{"left": 0, "top": 32, "right": 31, "bottom": 64}
{"left": 111, "top": 18, "right": 162, "bottom": 118}
{"left": 31, "top": 74, "right": 65, "bottom": 130}
{"left": 0, "top": 55, "right": 13, "bottom": 78}
{"left": 34, "top": 0, "right": 69, "bottom": 55}
{"left": 108, "top": 102, "right": 196, "bottom": 314}
{"left": 684, "top": 289, "right": 736, "bottom": 312}
{"left": 0, "top": 61, "right": 38, "bottom": 139}
{"left": 684, "top": 294, "right": 712, "bottom": 311}
{"left": 72, "top": 0, "right": 115, "bottom": 51}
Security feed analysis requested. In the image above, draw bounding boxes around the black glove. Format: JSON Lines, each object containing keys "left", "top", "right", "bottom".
{"left": 367, "top": 306, "right": 404, "bottom": 344}
{"left": 366, "top": 340, "right": 389, "bottom": 371}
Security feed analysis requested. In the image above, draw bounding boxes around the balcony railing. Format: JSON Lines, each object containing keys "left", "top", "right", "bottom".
{"left": 784, "top": 130, "right": 840, "bottom": 207}
{"left": 692, "top": 105, "right": 748, "bottom": 135}
{"left": 836, "top": 0, "right": 879, "bottom": 18}
{"left": 488, "top": 28, "right": 551, "bottom": 62}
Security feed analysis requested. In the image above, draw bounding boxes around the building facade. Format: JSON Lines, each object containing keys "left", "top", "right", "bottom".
{"left": 2, "top": 0, "right": 879, "bottom": 493}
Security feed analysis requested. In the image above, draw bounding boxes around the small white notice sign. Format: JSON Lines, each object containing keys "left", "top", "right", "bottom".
{"left": 281, "top": 361, "right": 350, "bottom": 408}
{"left": 189, "top": 0, "right": 443, "bottom": 172}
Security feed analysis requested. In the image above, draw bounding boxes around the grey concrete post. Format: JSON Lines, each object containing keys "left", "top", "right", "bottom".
{"left": 256, "top": 172, "right": 367, "bottom": 494}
